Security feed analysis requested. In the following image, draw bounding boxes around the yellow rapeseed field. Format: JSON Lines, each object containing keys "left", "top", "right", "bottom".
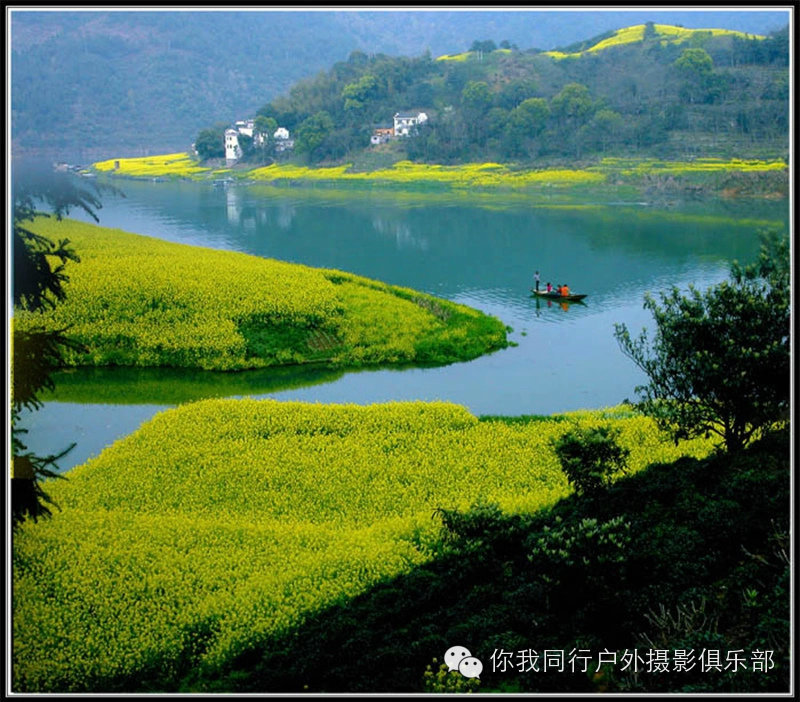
{"left": 90, "top": 154, "right": 785, "bottom": 195}
{"left": 12, "top": 399, "right": 715, "bottom": 691}
{"left": 13, "top": 218, "right": 507, "bottom": 370}
{"left": 93, "top": 153, "right": 210, "bottom": 178}
{"left": 544, "top": 24, "right": 764, "bottom": 59}
{"left": 248, "top": 160, "right": 606, "bottom": 188}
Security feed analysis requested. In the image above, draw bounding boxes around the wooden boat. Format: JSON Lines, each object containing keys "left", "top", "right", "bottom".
{"left": 531, "top": 289, "right": 587, "bottom": 302}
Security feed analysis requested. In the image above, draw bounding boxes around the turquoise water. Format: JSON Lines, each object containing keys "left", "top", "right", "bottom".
{"left": 22, "top": 179, "right": 788, "bottom": 470}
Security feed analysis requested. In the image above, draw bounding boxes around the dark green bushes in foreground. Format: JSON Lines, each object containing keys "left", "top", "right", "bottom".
{"left": 176, "top": 428, "right": 789, "bottom": 694}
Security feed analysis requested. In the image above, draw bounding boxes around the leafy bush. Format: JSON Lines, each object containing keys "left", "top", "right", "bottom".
{"left": 551, "top": 423, "right": 630, "bottom": 495}
{"left": 422, "top": 660, "right": 480, "bottom": 693}
{"left": 614, "top": 230, "right": 790, "bottom": 453}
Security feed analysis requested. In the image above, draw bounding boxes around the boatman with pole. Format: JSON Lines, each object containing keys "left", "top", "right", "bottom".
{"left": 534, "top": 270, "right": 540, "bottom": 291}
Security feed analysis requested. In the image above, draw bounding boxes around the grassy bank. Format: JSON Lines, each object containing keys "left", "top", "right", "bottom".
{"left": 11, "top": 400, "right": 716, "bottom": 692}
{"left": 14, "top": 218, "right": 508, "bottom": 371}
{"left": 91, "top": 154, "right": 788, "bottom": 198}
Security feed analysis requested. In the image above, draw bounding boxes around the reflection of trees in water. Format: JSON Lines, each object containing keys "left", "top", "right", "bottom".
{"left": 226, "top": 186, "right": 240, "bottom": 224}
{"left": 225, "top": 189, "right": 295, "bottom": 233}
{"left": 371, "top": 215, "right": 429, "bottom": 251}
{"left": 277, "top": 202, "right": 296, "bottom": 230}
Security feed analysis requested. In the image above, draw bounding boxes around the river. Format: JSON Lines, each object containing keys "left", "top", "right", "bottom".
{"left": 21, "top": 178, "right": 788, "bottom": 470}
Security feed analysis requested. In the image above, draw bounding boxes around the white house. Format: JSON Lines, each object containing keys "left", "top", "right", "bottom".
{"left": 370, "top": 126, "right": 394, "bottom": 145}
{"left": 235, "top": 119, "right": 255, "bottom": 137}
{"left": 274, "top": 127, "right": 294, "bottom": 153}
{"left": 393, "top": 111, "right": 428, "bottom": 137}
{"left": 224, "top": 121, "right": 293, "bottom": 162}
{"left": 225, "top": 128, "right": 242, "bottom": 164}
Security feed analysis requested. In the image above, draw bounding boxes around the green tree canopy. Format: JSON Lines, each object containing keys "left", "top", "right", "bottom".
{"left": 461, "top": 80, "right": 492, "bottom": 113}
{"left": 294, "top": 111, "right": 334, "bottom": 160}
{"left": 194, "top": 124, "right": 226, "bottom": 160}
{"left": 674, "top": 47, "right": 714, "bottom": 76}
{"left": 11, "top": 163, "right": 113, "bottom": 525}
{"left": 342, "top": 74, "right": 380, "bottom": 113}
{"left": 550, "top": 82, "right": 595, "bottom": 122}
{"left": 504, "top": 97, "right": 550, "bottom": 157}
{"left": 614, "top": 230, "right": 790, "bottom": 453}
{"left": 469, "top": 39, "right": 497, "bottom": 54}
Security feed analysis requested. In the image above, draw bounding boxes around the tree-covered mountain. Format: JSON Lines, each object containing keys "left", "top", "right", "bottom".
{"left": 227, "top": 23, "right": 790, "bottom": 166}
{"left": 8, "top": 9, "right": 790, "bottom": 160}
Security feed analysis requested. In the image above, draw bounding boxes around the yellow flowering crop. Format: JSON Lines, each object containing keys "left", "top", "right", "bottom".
{"left": 12, "top": 399, "right": 715, "bottom": 691}
{"left": 247, "top": 160, "right": 606, "bottom": 189}
{"left": 93, "top": 153, "right": 210, "bottom": 178}
{"left": 544, "top": 24, "right": 765, "bottom": 59}
{"left": 598, "top": 157, "right": 787, "bottom": 176}
{"left": 13, "top": 218, "right": 507, "bottom": 370}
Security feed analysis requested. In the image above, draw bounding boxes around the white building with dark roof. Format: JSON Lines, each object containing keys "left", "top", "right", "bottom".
{"left": 393, "top": 111, "right": 428, "bottom": 137}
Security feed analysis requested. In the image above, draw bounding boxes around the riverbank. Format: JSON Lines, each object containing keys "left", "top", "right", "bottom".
{"left": 14, "top": 218, "right": 509, "bottom": 372}
{"left": 90, "top": 153, "right": 789, "bottom": 199}
{"left": 12, "top": 399, "right": 718, "bottom": 692}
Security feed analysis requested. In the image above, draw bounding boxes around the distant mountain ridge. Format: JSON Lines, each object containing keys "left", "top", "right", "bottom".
{"left": 9, "top": 9, "right": 790, "bottom": 160}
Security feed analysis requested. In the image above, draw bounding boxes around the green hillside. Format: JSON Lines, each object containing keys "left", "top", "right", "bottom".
{"left": 198, "top": 23, "right": 788, "bottom": 167}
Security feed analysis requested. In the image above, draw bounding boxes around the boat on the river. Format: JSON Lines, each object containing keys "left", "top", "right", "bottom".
{"left": 531, "top": 289, "right": 588, "bottom": 302}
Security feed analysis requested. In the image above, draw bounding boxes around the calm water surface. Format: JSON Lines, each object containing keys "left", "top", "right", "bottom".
{"left": 24, "top": 179, "right": 788, "bottom": 470}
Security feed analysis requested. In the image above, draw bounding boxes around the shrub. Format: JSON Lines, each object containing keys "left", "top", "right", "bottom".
{"left": 552, "top": 424, "right": 630, "bottom": 495}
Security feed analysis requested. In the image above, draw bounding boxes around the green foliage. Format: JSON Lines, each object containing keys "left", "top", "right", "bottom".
{"left": 12, "top": 13, "right": 789, "bottom": 157}
{"left": 550, "top": 82, "right": 595, "bottom": 121}
{"left": 422, "top": 660, "right": 480, "bottom": 693}
{"left": 504, "top": 98, "right": 549, "bottom": 157}
{"left": 461, "top": 80, "right": 492, "bottom": 111}
{"left": 11, "top": 164, "right": 112, "bottom": 526}
{"left": 551, "top": 424, "right": 630, "bottom": 495}
{"left": 469, "top": 39, "right": 498, "bottom": 54}
{"left": 342, "top": 74, "right": 380, "bottom": 113}
{"left": 184, "top": 22, "right": 788, "bottom": 167}
{"left": 674, "top": 47, "right": 714, "bottom": 76}
{"left": 194, "top": 125, "right": 226, "bottom": 160}
{"left": 614, "top": 230, "right": 790, "bottom": 453}
{"left": 294, "top": 111, "right": 334, "bottom": 160}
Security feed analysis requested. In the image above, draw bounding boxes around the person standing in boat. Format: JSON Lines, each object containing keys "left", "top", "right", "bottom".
{"left": 534, "top": 270, "right": 541, "bottom": 291}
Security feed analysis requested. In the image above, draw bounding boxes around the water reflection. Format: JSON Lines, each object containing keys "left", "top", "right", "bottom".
{"left": 532, "top": 295, "right": 588, "bottom": 316}
{"left": 42, "top": 364, "right": 347, "bottom": 405}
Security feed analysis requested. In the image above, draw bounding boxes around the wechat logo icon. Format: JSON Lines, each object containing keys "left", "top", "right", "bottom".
{"left": 445, "top": 645, "right": 483, "bottom": 679}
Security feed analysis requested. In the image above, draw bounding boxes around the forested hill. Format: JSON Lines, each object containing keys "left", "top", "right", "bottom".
{"left": 214, "top": 23, "right": 790, "bottom": 167}
{"left": 9, "top": 9, "right": 789, "bottom": 159}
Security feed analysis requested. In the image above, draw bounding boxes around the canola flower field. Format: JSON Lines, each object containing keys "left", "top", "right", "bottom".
{"left": 13, "top": 218, "right": 507, "bottom": 370}
{"left": 91, "top": 154, "right": 787, "bottom": 195}
{"left": 93, "top": 153, "right": 211, "bottom": 178}
{"left": 12, "top": 399, "right": 716, "bottom": 691}
{"left": 543, "top": 23, "right": 764, "bottom": 59}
